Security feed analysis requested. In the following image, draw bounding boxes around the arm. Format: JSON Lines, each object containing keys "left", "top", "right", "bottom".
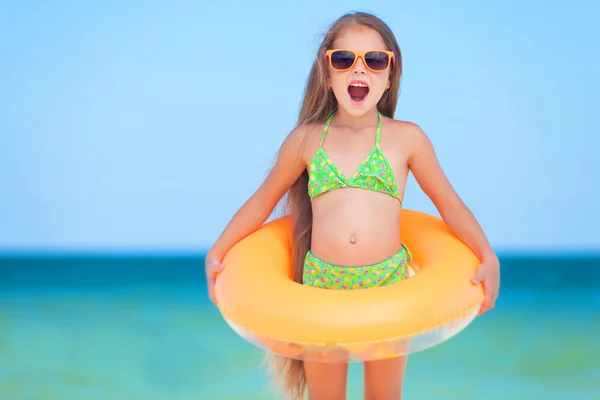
{"left": 406, "top": 123, "right": 499, "bottom": 314}
{"left": 207, "top": 126, "right": 309, "bottom": 263}
{"left": 406, "top": 124, "right": 497, "bottom": 264}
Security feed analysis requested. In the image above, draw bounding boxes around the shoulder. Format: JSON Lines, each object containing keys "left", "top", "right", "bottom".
{"left": 383, "top": 117, "right": 430, "bottom": 148}
{"left": 288, "top": 122, "right": 323, "bottom": 142}
{"left": 382, "top": 117, "right": 436, "bottom": 166}
{"left": 384, "top": 117, "right": 426, "bottom": 137}
{"left": 278, "top": 122, "right": 324, "bottom": 163}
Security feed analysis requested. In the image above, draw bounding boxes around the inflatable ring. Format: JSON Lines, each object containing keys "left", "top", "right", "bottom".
{"left": 215, "top": 209, "right": 484, "bottom": 363}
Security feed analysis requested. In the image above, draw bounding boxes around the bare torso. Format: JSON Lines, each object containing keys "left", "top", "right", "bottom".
{"left": 302, "top": 117, "right": 412, "bottom": 266}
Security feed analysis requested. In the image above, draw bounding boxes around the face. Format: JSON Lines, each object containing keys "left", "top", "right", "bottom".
{"left": 326, "top": 25, "right": 392, "bottom": 116}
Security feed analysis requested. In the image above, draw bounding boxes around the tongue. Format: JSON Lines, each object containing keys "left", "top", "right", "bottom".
{"left": 348, "top": 86, "right": 368, "bottom": 101}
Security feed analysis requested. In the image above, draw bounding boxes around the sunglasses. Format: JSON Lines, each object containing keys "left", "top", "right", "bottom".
{"left": 324, "top": 49, "right": 396, "bottom": 72}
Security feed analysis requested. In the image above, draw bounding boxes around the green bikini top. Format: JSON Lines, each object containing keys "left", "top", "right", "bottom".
{"left": 307, "top": 111, "right": 402, "bottom": 204}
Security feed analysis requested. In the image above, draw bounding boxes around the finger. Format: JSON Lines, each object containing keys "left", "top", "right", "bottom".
{"left": 210, "top": 262, "right": 225, "bottom": 274}
{"left": 479, "top": 295, "right": 495, "bottom": 315}
{"left": 210, "top": 273, "right": 219, "bottom": 293}
{"left": 206, "top": 259, "right": 218, "bottom": 272}
{"left": 208, "top": 286, "right": 218, "bottom": 305}
{"left": 206, "top": 267, "right": 221, "bottom": 306}
{"left": 489, "top": 291, "right": 498, "bottom": 307}
{"left": 477, "top": 288, "right": 493, "bottom": 315}
{"left": 478, "top": 302, "right": 490, "bottom": 315}
{"left": 471, "top": 267, "right": 486, "bottom": 284}
{"left": 206, "top": 267, "right": 223, "bottom": 290}
{"left": 471, "top": 265, "right": 485, "bottom": 284}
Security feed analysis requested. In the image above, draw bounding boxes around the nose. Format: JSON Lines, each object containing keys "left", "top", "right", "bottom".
{"left": 352, "top": 56, "right": 367, "bottom": 74}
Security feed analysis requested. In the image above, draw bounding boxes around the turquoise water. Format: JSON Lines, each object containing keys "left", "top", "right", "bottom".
{"left": 0, "top": 254, "right": 599, "bottom": 399}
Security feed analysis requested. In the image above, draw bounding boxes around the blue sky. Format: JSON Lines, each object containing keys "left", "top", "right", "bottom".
{"left": 1, "top": 0, "right": 598, "bottom": 253}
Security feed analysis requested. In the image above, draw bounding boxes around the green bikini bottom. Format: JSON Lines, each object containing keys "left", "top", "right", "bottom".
{"left": 302, "top": 244, "right": 412, "bottom": 290}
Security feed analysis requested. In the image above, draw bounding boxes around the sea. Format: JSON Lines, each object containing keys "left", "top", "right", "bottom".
{"left": 0, "top": 253, "right": 599, "bottom": 399}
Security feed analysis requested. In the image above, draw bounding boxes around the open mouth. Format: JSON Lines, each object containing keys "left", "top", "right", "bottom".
{"left": 348, "top": 81, "right": 369, "bottom": 104}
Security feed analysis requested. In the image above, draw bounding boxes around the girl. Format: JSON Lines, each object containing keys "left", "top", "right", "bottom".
{"left": 206, "top": 11, "right": 500, "bottom": 400}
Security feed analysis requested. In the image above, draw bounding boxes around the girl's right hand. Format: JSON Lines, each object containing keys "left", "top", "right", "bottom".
{"left": 205, "top": 257, "right": 224, "bottom": 305}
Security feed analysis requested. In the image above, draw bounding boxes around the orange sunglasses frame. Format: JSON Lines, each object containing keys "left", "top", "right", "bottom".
{"left": 324, "top": 49, "right": 396, "bottom": 72}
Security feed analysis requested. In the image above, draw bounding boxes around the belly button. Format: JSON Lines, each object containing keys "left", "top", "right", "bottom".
{"left": 349, "top": 234, "right": 357, "bottom": 244}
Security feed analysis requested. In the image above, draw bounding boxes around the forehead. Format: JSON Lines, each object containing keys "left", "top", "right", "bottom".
{"left": 333, "top": 25, "right": 387, "bottom": 50}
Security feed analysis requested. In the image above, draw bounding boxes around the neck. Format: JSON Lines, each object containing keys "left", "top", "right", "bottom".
{"left": 332, "top": 107, "right": 379, "bottom": 130}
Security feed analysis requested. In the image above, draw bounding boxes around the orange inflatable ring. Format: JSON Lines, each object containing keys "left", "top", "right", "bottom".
{"left": 215, "top": 209, "right": 485, "bottom": 362}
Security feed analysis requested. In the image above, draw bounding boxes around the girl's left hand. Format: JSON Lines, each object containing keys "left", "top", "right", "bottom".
{"left": 471, "top": 257, "right": 500, "bottom": 315}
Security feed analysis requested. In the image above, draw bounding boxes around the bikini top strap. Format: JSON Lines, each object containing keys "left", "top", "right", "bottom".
{"left": 375, "top": 111, "right": 383, "bottom": 148}
{"left": 320, "top": 110, "right": 336, "bottom": 146}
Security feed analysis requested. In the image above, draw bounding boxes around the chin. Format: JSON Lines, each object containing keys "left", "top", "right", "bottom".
{"left": 338, "top": 98, "right": 380, "bottom": 116}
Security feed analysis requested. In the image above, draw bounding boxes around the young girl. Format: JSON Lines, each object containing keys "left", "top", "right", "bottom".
{"left": 206, "top": 11, "right": 500, "bottom": 400}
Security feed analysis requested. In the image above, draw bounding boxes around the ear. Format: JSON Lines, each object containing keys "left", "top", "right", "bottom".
{"left": 386, "top": 80, "right": 391, "bottom": 89}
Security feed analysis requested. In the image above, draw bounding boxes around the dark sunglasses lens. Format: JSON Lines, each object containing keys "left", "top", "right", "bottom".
{"left": 365, "top": 52, "right": 390, "bottom": 70}
{"left": 330, "top": 51, "right": 355, "bottom": 70}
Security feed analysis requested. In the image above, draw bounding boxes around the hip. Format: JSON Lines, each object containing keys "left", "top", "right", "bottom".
{"left": 302, "top": 244, "right": 412, "bottom": 290}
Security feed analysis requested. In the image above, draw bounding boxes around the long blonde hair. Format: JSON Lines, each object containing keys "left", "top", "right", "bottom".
{"left": 266, "top": 11, "right": 403, "bottom": 399}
